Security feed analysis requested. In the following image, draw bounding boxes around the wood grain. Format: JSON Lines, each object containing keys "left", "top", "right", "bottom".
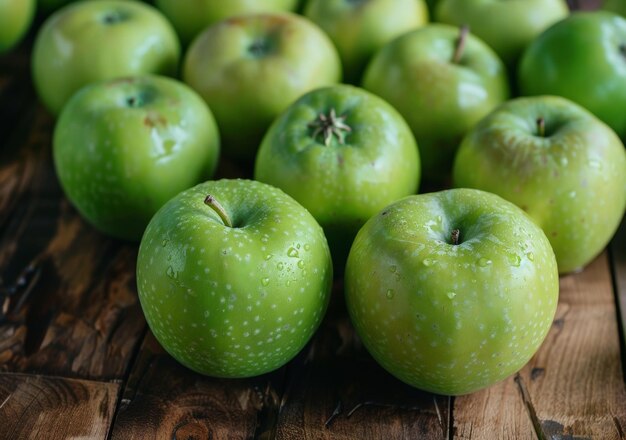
{"left": 610, "top": 218, "right": 626, "bottom": 364}
{"left": 274, "top": 285, "right": 450, "bottom": 440}
{"left": 0, "top": 372, "right": 119, "bottom": 440}
{"left": 456, "top": 253, "right": 626, "bottom": 439}
{"left": 0, "top": 100, "right": 145, "bottom": 380}
{"left": 110, "top": 332, "right": 282, "bottom": 440}
{"left": 453, "top": 376, "right": 535, "bottom": 439}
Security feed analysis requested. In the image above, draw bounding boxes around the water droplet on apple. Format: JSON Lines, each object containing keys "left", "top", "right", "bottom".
{"left": 526, "top": 252, "right": 535, "bottom": 261}
{"left": 389, "top": 265, "right": 397, "bottom": 273}
{"left": 166, "top": 266, "right": 177, "bottom": 280}
{"left": 287, "top": 247, "right": 299, "bottom": 258}
{"left": 296, "top": 243, "right": 301, "bottom": 249}
{"left": 297, "top": 260, "right": 305, "bottom": 269}
{"left": 161, "top": 239, "right": 168, "bottom": 247}
{"left": 588, "top": 158, "right": 602, "bottom": 169}
{"left": 436, "top": 215, "right": 442, "bottom": 223}
{"left": 277, "top": 262, "right": 284, "bottom": 270}
{"left": 386, "top": 289, "right": 395, "bottom": 299}
{"left": 423, "top": 258, "right": 435, "bottom": 267}
{"left": 286, "top": 280, "right": 291, "bottom": 287}
{"left": 261, "top": 277, "right": 270, "bottom": 286}
{"left": 447, "top": 291, "right": 456, "bottom": 299}
{"left": 477, "top": 258, "right": 492, "bottom": 267}
{"left": 264, "top": 254, "right": 273, "bottom": 261}
{"left": 508, "top": 253, "right": 521, "bottom": 267}
{"left": 304, "top": 244, "right": 311, "bottom": 251}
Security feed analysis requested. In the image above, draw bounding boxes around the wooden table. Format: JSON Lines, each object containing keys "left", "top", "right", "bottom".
{"left": 1, "top": 3, "right": 625, "bottom": 439}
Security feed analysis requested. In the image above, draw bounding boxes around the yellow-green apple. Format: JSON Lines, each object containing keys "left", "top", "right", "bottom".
{"left": 363, "top": 24, "right": 509, "bottom": 181}
{"left": 32, "top": 0, "right": 180, "bottom": 115}
{"left": 53, "top": 75, "right": 220, "bottom": 241}
{"left": 0, "top": 0, "right": 35, "bottom": 53}
{"left": 345, "top": 188, "right": 559, "bottom": 395}
{"left": 304, "top": 0, "right": 429, "bottom": 83}
{"left": 155, "top": 0, "right": 299, "bottom": 46}
{"left": 453, "top": 96, "right": 626, "bottom": 273}
{"left": 183, "top": 12, "right": 341, "bottom": 161}
{"left": 435, "top": 0, "right": 569, "bottom": 68}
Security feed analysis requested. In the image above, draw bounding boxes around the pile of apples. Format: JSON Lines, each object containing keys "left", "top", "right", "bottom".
{"left": 2, "top": 0, "right": 625, "bottom": 396}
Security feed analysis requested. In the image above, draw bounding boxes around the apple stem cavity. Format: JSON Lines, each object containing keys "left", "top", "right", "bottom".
{"left": 451, "top": 229, "right": 460, "bottom": 245}
{"left": 537, "top": 117, "right": 546, "bottom": 138}
{"left": 453, "top": 25, "right": 470, "bottom": 64}
{"left": 204, "top": 195, "right": 233, "bottom": 228}
{"left": 308, "top": 108, "right": 352, "bottom": 147}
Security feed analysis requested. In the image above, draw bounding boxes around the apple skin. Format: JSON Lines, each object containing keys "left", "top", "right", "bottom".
{"left": 254, "top": 84, "right": 420, "bottom": 268}
{"left": 518, "top": 12, "right": 626, "bottom": 139}
{"left": 345, "top": 188, "right": 559, "bottom": 395}
{"left": 183, "top": 13, "right": 341, "bottom": 161}
{"left": 0, "top": 0, "right": 36, "bottom": 53}
{"left": 155, "top": 0, "right": 299, "bottom": 46}
{"left": 453, "top": 96, "right": 626, "bottom": 274}
{"left": 32, "top": 0, "right": 180, "bottom": 115}
{"left": 603, "top": 0, "right": 626, "bottom": 17}
{"left": 53, "top": 75, "right": 220, "bottom": 241}
{"left": 435, "top": 0, "right": 569, "bottom": 68}
{"left": 137, "top": 179, "right": 333, "bottom": 378}
{"left": 362, "top": 24, "right": 509, "bottom": 181}
{"left": 303, "top": 0, "right": 429, "bottom": 83}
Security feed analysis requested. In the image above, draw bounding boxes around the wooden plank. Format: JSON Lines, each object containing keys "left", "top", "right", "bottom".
{"left": 454, "top": 253, "right": 626, "bottom": 439}
{"left": 110, "top": 332, "right": 281, "bottom": 440}
{"left": 610, "top": 218, "right": 626, "bottom": 355}
{"left": 453, "top": 378, "right": 535, "bottom": 439}
{"left": 0, "top": 372, "right": 119, "bottom": 440}
{"left": 274, "top": 284, "right": 449, "bottom": 440}
{"left": 0, "top": 106, "right": 145, "bottom": 380}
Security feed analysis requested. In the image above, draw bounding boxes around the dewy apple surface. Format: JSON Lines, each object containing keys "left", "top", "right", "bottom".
{"left": 345, "top": 188, "right": 559, "bottom": 395}
{"left": 137, "top": 179, "right": 333, "bottom": 378}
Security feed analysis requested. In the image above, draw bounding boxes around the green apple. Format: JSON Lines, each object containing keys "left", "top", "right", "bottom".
{"left": 603, "top": 0, "right": 626, "bottom": 16}
{"left": 362, "top": 24, "right": 509, "bottom": 181}
{"left": 518, "top": 11, "right": 626, "bottom": 139}
{"left": 435, "top": 0, "right": 569, "bottom": 68}
{"left": 453, "top": 96, "right": 626, "bottom": 274}
{"left": 32, "top": 0, "right": 180, "bottom": 115}
{"left": 0, "top": 0, "right": 35, "bottom": 53}
{"left": 53, "top": 75, "right": 220, "bottom": 241}
{"left": 137, "top": 179, "right": 333, "bottom": 377}
{"left": 255, "top": 84, "right": 420, "bottom": 268}
{"left": 155, "top": 0, "right": 299, "bottom": 46}
{"left": 184, "top": 12, "right": 341, "bottom": 161}
{"left": 303, "top": 0, "right": 429, "bottom": 83}
{"left": 345, "top": 188, "right": 559, "bottom": 395}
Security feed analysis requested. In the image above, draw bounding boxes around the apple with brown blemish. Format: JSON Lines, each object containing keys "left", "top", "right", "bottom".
{"left": 53, "top": 75, "right": 220, "bottom": 241}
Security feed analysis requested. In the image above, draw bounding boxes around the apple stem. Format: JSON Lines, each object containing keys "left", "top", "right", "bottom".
{"left": 537, "top": 117, "right": 546, "bottom": 138}
{"left": 451, "top": 229, "right": 460, "bottom": 245}
{"left": 453, "top": 25, "right": 470, "bottom": 64}
{"left": 308, "top": 108, "right": 352, "bottom": 147}
{"left": 204, "top": 195, "right": 233, "bottom": 228}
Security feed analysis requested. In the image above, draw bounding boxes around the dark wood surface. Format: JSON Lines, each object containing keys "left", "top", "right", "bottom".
{"left": 1, "top": 2, "right": 625, "bottom": 438}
